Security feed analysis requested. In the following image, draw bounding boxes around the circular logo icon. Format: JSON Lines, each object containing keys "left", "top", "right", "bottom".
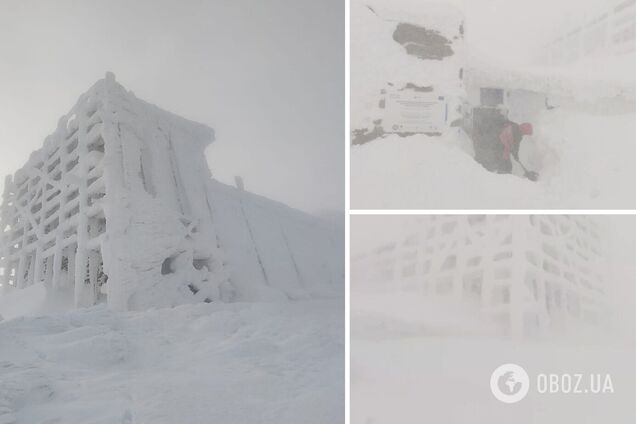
{"left": 490, "top": 363, "right": 530, "bottom": 403}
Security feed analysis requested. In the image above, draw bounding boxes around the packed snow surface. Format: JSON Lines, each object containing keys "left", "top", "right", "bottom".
{"left": 352, "top": 107, "right": 636, "bottom": 209}
{"left": 351, "top": 288, "right": 636, "bottom": 423}
{"left": 0, "top": 299, "right": 343, "bottom": 423}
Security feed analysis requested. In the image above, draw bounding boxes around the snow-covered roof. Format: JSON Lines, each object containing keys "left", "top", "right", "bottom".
{"left": 13, "top": 73, "right": 215, "bottom": 184}
{"left": 466, "top": 53, "right": 636, "bottom": 101}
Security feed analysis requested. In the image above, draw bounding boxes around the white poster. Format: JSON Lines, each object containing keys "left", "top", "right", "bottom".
{"left": 384, "top": 90, "right": 447, "bottom": 133}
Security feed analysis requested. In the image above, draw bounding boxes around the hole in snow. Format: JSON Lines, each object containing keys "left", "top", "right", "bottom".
{"left": 67, "top": 139, "right": 78, "bottom": 153}
{"left": 161, "top": 256, "right": 175, "bottom": 275}
{"left": 88, "top": 136, "right": 105, "bottom": 153}
{"left": 188, "top": 283, "right": 199, "bottom": 294}
{"left": 193, "top": 258, "right": 210, "bottom": 271}
{"left": 204, "top": 298, "right": 212, "bottom": 303}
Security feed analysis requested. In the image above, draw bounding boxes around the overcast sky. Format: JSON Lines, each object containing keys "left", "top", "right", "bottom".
{"left": 0, "top": 0, "right": 343, "bottom": 215}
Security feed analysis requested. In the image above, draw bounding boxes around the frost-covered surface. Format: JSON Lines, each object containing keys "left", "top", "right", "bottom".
{"left": 351, "top": 0, "right": 465, "bottom": 139}
{"left": 0, "top": 73, "right": 342, "bottom": 311}
{"left": 0, "top": 73, "right": 229, "bottom": 309}
{"left": 208, "top": 181, "right": 343, "bottom": 302}
{"left": 0, "top": 299, "right": 343, "bottom": 423}
{"left": 352, "top": 215, "right": 608, "bottom": 338}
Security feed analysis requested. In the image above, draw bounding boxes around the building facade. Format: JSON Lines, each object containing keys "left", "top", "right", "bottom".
{"left": 543, "top": 0, "right": 636, "bottom": 65}
{"left": 352, "top": 215, "right": 607, "bottom": 337}
{"left": 0, "top": 73, "right": 342, "bottom": 310}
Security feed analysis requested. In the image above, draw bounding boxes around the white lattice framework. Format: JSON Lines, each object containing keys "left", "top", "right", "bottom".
{"left": 0, "top": 73, "right": 343, "bottom": 310}
{"left": 0, "top": 80, "right": 111, "bottom": 306}
{"left": 352, "top": 215, "right": 608, "bottom": 337}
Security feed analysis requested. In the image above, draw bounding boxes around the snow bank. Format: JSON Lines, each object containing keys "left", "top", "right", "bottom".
{"left": 0, "top": 283, "right": 46, "bottom": 320}
{"left": 0, "top": 299, "right": 343, "bottom": 423}
{"left": 352, "top": 105, "right": 636, "bottom": 209}
{"left": 352, "top": 289, "right": 498, "bottom": 339}
{"left": 351, "top": 132, "right": 548, "bottom": 209}
{"left": 533, "top": 107, "right": 636, "bottom": 207}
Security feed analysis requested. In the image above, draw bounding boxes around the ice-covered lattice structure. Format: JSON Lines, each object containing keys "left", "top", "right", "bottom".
{"left": 0, "top": 73, "right": 342, "bottom": 310}
{"left": 352, "top": 216, "right": 608, "bottom": 337}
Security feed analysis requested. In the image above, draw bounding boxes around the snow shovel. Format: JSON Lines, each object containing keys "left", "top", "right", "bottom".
{"left": 514, "top": 157, "right": 539, "bottom": 182}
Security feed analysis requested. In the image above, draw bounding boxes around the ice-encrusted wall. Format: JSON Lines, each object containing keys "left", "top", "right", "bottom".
{"left": 352, "top": 216, "right": 608, "bottom": 337}
{"left": 0, "top": 73, "right": 342, "bottom": 310}
{"left": 208, "top": 181, "right": 343, "bottom": 301}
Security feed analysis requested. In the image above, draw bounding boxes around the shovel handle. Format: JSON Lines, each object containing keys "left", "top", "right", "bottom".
{"left": 513, "top": 156, "right": 529, "bottom": 173}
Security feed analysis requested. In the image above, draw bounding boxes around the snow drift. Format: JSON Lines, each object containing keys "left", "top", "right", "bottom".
{"left": 0, "top": 299, "right": 343, "bottom": 423}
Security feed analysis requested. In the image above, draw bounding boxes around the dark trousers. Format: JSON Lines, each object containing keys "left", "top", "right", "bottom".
{"left": 474, "top": 147, "right": 512, "bottom": 174}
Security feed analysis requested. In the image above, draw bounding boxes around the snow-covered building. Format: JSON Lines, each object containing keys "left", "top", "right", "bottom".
{"left": 352, "top": 215, "right": 608, "bottom": 337}
{"left": 543, "top": 0, "right": 636, "bottom": 66}
{"left": 0, "top": 73, "right": 342, "bottom": 311}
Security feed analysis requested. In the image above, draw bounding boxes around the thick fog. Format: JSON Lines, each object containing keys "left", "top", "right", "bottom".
{"left": 352, "top": 215, "right": 636, "bottom": 337}
{"left": 446, "top": 0, "right": 612, "bottom": 66}
{"left": 0, "top": 0, "right": 343, "bottom": 216}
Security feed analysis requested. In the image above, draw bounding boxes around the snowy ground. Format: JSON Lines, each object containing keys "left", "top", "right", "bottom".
{"left": 351, "top": 106, "right": 636, "bottom": 209}
{"left": 351, "top": 289, "right": 636, "bottom": 424}
{"left": 0, "top": 298, "right": 343, "bottom": 424}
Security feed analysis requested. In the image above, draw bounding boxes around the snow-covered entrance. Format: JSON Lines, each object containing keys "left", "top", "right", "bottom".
{"left": 352, "top": 215, "right": 608, "bottom": 337}
{"left": 0, "top": 73, "right": 342, "bottom": 311}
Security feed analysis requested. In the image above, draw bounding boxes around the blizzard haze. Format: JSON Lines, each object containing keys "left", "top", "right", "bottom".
{"left": 351, "top": 215, "right": 636, "bottom": 423}
{"left": 450, "top": 0, "right": 613, "bottom": 66}
{"left": 0, "top": 0, "right": 344, "bottom": 215}
{"left": 351, "top": 215, "right": 636, "bottom": 336}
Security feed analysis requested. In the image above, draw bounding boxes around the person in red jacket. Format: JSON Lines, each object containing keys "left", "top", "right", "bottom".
{"left": 472, "top": 111, "right": 534, "bottom": 177}
{"left": 498, "top": 121, "right": 533, "bottom": 174}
